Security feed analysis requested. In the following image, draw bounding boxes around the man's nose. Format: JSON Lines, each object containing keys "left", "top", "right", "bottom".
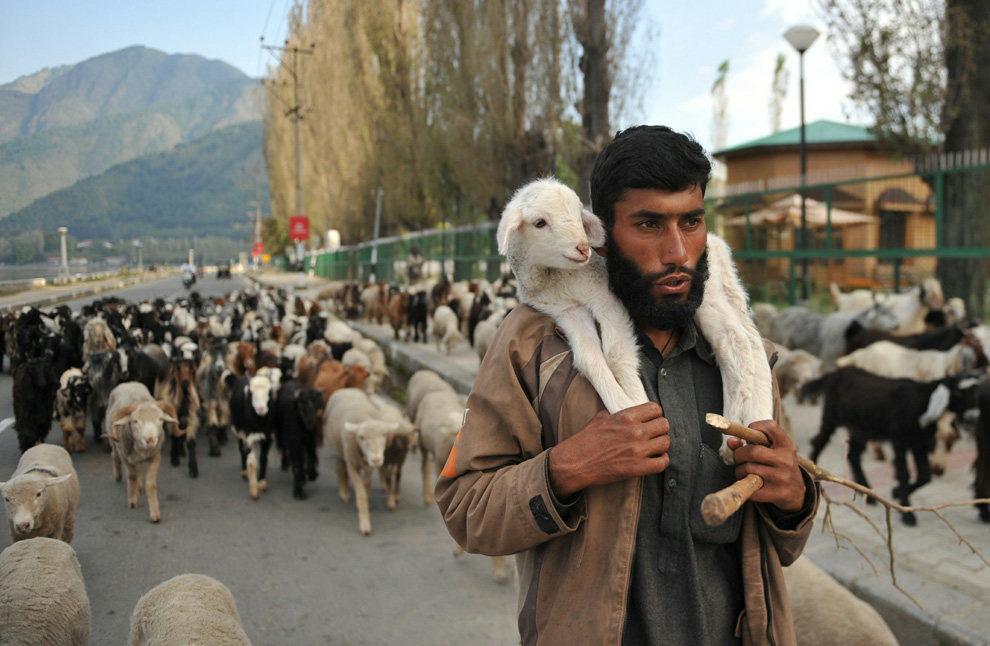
{"left": 660, "top": 230, "right": 689, "bottom": 267}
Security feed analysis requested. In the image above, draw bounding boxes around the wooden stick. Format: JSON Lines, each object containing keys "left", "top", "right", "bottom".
{"left": 701, "top": 413, "right": 814, "bottom": 526}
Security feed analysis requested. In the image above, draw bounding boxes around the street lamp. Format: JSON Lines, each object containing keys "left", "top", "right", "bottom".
{"left": 784, "top": 24, "right": 819, "bottom": 302}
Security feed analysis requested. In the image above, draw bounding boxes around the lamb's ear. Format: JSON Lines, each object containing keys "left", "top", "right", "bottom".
{"left": 497, "top": 208, "right": 523, "bottom": 255}
{"left": 582, "top": 209, "right": 606, "bottom": 247}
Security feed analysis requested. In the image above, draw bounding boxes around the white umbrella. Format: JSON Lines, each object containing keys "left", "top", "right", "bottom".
{"left": 724, "top": 193, "right": 876, "bottom": 227}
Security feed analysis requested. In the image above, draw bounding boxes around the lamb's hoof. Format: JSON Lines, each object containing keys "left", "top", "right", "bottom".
{"left": 258, "top": 479, "right": 267, "bottom": 492}
{"left": 360, "top": 526, "right": 372, "bottom": 536}
{"left": 150, "top": 514, "right": 161, "bottom": 524}
{"left": 900, "top": 511, "right": 918, "bottom": 526}
{"left": 128, "top": 501, "right": 137, "bottom": 509}
{"left": 249, "top": 485, "right": 259, "bottom": 500}
{"left": 386, "top": 500, "right": 397, "bottom": 511}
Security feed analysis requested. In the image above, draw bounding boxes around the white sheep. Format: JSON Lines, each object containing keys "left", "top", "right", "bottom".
{"left": 323, "top": 387, "right": 399, "bottom": 536}
{"left": 415, "top": 388, "right": 511, "bottom": 585}
{"left": 497, "top": 177, "right": 647, "bottom": 413}
{"left": 406, "top": 369, "right": 458, "bottom": 424}
{"left": 103, "top": 381, "right": 177, "bottom": 523}
{"left": 835, "top": 337, "right": 984, "bottom": 381}
{"left": 354, "top": 337, "right": 388, "bottom": 392}
{"left": 129, "top": 573, "right": 252, "bottom": 646}
{"left": 784, "top": 557, "right": 898, "bottom": 646}
{"left": 0, "top": 537, "right": 91, "bottom": 646}
{"left": 474, "top": 308, "right": 508, "bottom": 363}
{"left": 432, "top": 304, "right": 464, "bottom": 355}
{"left": 1, "top": 444, "right": 80, "bottom": 544}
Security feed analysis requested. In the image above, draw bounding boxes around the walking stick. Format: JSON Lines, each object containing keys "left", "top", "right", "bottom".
{"left": 701, "top": 413, "right": 816, "bottom": 526}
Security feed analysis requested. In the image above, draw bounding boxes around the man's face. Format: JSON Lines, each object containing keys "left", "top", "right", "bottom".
{"left": 602, "top": 186, "right": 709, "bottom": 333}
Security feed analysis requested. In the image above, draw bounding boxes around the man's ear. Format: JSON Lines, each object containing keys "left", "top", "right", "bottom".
{"left": 496, "top": 208, "right": 523, "bottom": 255}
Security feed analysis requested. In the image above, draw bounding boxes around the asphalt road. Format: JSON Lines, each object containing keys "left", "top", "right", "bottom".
{"left": 0, "top": 273, "right": 519, "bottom": 646}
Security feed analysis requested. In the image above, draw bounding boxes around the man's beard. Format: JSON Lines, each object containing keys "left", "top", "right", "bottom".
{"left": 606, "top": 243, "right": 709, "bottom": 331}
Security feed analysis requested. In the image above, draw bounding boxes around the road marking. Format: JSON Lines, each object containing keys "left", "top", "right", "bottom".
{"left": 0, "top": 417, "right": 13, "bottom": 435}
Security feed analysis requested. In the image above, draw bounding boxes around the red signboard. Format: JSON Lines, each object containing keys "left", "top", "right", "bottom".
{"left": 252, "top": 242, "right": 265, "bottom": 259}
{"left": 289, "top": 216, "right": 310, "bottom": 241}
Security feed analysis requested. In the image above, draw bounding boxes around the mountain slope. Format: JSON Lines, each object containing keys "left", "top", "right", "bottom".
{"left": 0, "top": 121, "right": 268, "bottom": 241}
{"left": 0, "top": 46, "right": 248, "bottom": 142}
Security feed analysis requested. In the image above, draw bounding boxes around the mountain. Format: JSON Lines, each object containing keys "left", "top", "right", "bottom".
{"left": 0, "top": 121, "right": 268, "bottom": 241}
{"left": 0, "top": 46, "right": 261, "bottom": 218}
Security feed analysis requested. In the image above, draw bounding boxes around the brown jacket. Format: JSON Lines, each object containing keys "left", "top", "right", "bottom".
{"left": 435, "top": 305, "right": 818, "bottom": 646}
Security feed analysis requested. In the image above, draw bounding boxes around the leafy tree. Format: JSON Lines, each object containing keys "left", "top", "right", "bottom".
{"left": 819, "top": 0, "right": 990, "bottom": 313}
{"left": 769, "top": 53, "right": 789, "bottom": 133}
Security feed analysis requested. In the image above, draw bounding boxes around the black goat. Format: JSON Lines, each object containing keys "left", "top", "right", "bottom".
{"left": 275, "top": 380, "right": 322, "bottom": 499}
{"left": 83, "top": 349, "right": 123, "bottom": 449}
{"left": 12, "top": 350, "right": 58, "bottom": 452}
{"left": 802, "top": 367, "right": 983, "bottom": 525}
{"left": 408, "top": 291, "right": 428, "bottom": 343}
{"left": 974, "top": 379, "right": 990, "bottom": 523}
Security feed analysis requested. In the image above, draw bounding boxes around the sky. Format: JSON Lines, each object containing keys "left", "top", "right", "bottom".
{"left": 0, "top": 0, "right": 868, "bottom": 155}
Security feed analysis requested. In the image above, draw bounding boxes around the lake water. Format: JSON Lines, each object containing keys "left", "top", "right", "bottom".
{"left": 0, "top": 262, "right": 138, "bottom": 284}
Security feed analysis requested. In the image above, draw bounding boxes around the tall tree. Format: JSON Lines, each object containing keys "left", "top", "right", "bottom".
{"left": 711, "top": 59, "right": 730, "bottom": 152}
{"left": 819, "top": 0, "right": 990, "bottom": 314}
{"left": 769, "top": 53, "right": 789, "bottom": 134}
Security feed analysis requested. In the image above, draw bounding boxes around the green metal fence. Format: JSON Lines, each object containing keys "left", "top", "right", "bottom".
{"left": 306, "top": 153, "right": 990, "bottom": 306}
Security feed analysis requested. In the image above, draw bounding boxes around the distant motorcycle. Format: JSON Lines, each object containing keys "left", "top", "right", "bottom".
{"left": 181, "top": 270, "right": 196, "bottom": 290}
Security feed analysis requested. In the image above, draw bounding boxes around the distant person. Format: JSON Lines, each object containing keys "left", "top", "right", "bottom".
{"left": 406, "top": 246, "right": 424, "bottom": 286}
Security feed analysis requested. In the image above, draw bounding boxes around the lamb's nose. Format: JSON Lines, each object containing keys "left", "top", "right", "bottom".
{"left": 575, "top": 244, "right": 589, "bottom": 257}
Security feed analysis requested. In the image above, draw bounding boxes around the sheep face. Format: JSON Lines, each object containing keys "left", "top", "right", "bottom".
{"left": 112, "top": 404, "right": 173, "bottom": 450}
{"left": 497, "top": 178, "right": 606, "bottom": 270}
{"left": 344, "top": 420, "right": 398, "bottom": 469}
{"left": 0, "top": 474, "right": 73, "bottom": 537}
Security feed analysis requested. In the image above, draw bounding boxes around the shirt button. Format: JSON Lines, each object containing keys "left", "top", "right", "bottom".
{"left": 660, "top": 368, "right": 667, "bottom": 378}
{"left": 667, "top": 478, "right": 676, "bottom": 488}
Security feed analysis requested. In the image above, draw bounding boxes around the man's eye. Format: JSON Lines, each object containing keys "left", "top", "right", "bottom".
{"left": 533, "top": 219, "right": 547, "bottom": 228}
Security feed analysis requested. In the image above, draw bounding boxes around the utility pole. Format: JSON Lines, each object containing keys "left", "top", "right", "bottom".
{"left": 262, "top": 38, "right": 314, "bottom": 287}
{"left": 242, "top": 166, "right": 265, "bottom": 270}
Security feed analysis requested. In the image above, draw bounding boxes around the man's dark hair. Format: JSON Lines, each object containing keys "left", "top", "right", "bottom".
{"left": 590, "top": 125, "right": 712, "bottom": 229}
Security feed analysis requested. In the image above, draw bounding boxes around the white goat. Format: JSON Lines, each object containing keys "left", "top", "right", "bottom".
{"left": 835, "top": 337, "right": 985, "bottom": 381}
{"left": 885, "top": 277, "right": 945, "bottom": 334}
{"left": 497, "top": 177, "right": 647, "bottom": 413}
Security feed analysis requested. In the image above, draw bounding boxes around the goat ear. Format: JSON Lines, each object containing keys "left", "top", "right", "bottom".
{"left": 497, "top": 208, "right": 524, "bottom": 255}
{"left": 919, "top": 384, "right": 950, "bottom": 427}
{"left": 582, "top": 208, "right": 606, "bottom": 247}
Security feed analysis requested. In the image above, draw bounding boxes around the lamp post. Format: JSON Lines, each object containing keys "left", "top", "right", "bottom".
{"left": 57, "top": 227, "right": 69, "bottom": 282}
{"left": 784, "top": 24, "right": 819, "bottom": 302}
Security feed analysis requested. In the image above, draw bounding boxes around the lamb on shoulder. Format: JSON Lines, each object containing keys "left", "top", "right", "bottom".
{"left": 497, "top": 177, "right": 646, "bottom": 413}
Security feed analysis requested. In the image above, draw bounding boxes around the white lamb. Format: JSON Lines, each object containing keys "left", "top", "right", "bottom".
{"left": 129, "top": 573, "right": 252, "bottom": 645}
{"left": 497, "top": 177, "right": 647, "bottom": 413}
{"left": 323, "top": 387, "right": 399, "bottom": 536}
{"left": 0, "top": 537, "right": 91, "bottom": 646}
{"left": 1, "top": 444, "right": 80, "bottom": 544}
{"left": 499, "top": 177, "right": 773, "bottom": 425}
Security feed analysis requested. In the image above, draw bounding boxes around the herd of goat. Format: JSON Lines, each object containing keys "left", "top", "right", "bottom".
{"left": 1, "top": 269, "right": 989, "bottom": 641}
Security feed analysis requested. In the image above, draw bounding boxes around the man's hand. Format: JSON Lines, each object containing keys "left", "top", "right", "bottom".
{"left": 548, "top": 402, "right": 670, "bottom": 500}
{"left": 726, "top": 420, "right": 806, "bottom": 513}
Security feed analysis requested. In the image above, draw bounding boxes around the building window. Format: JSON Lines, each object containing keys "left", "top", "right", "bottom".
{"left": 879, "top": 210, "right": 906, "bottom": 264}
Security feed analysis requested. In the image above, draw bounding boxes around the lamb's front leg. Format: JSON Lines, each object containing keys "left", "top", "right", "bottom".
{"left": 146, "top": 454, "right": 162, "bottom": 523}
{"left": 348, "top": 462, "right": 373, "bottom": 536}
{"left": 556, "top": 307, "right": 638, "bottom": 413}
{"left": 591, "top": 295, "right": 648, "bottom": 405}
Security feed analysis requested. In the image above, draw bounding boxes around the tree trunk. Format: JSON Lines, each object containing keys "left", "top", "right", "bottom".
{"left": 573, "top": 0, "right": 611, "bottom": 203}
{"left": 938, "top": 0, "right": 990, "bottom": 317}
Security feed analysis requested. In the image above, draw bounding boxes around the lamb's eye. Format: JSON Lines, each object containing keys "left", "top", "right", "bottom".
{"left": 534, "top": 219, "right": 547, "bottom": 229}
{"left": 36, "top": 491, "right": 42, "bottom": 497}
